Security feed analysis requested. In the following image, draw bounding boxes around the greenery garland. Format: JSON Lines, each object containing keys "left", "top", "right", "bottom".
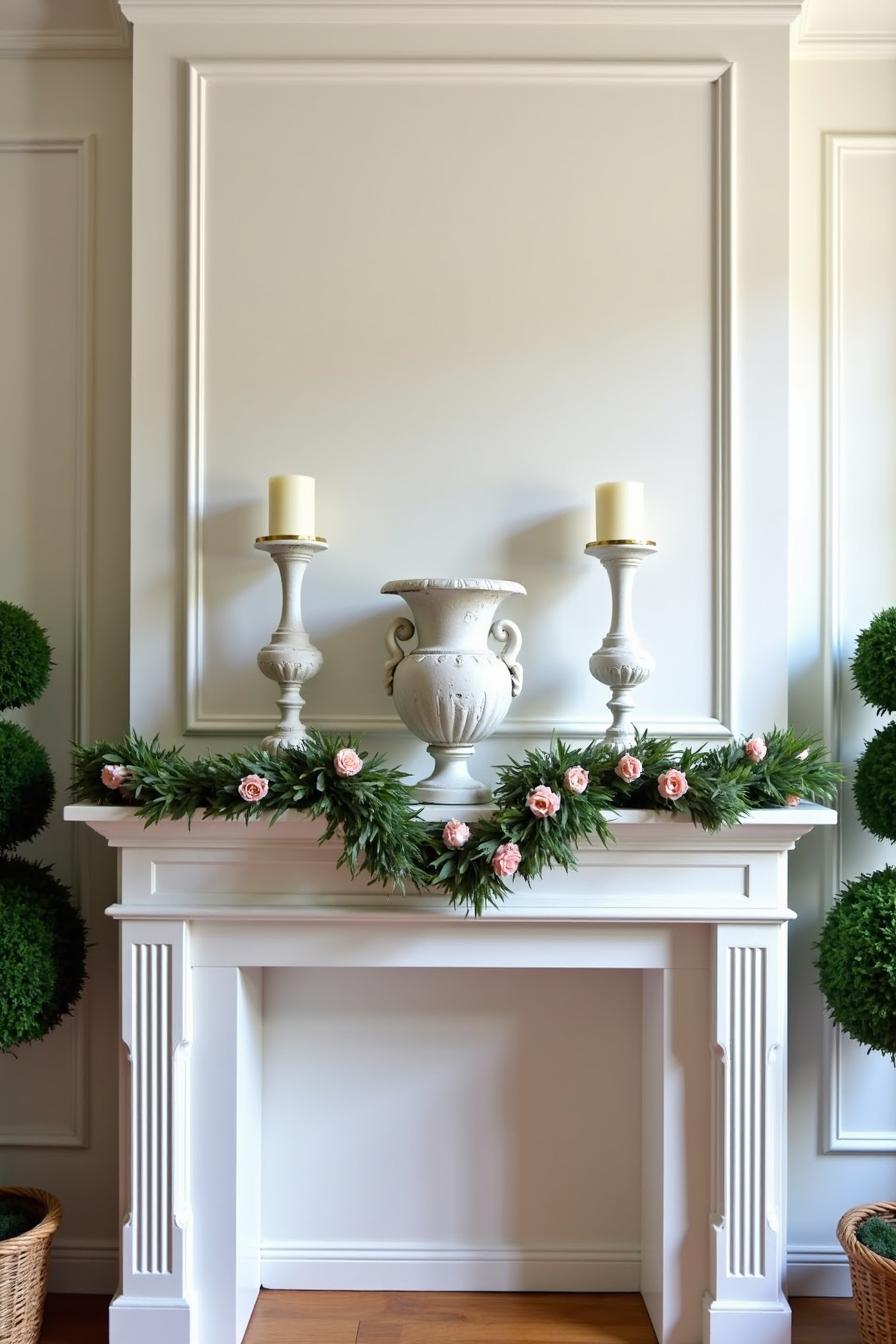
{"left": 72, "top": 726, "right": 841, "bottom": 917}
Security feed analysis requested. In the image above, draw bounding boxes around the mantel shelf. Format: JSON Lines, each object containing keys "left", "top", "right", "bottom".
{"left": 65, "top": 801, "right": 837, "bottom": 845}
{"left": 68, "top": 803, "right": 836, "bottom": 927}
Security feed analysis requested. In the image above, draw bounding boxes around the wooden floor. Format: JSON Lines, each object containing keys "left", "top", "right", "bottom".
{"left": 39, "top": 1292, "right": 862, "bottom": 1343}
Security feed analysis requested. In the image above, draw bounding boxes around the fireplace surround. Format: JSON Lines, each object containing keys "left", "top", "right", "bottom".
{"left": 67, "top": 802, "right": 834, "bottom": 1344}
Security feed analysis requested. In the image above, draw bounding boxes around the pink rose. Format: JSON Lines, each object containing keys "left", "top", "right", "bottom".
{"left": 492, "top": 842, "right": 522, "bottom": 878}
{"left": 334, "top": 748, "right": 363, "bottom": 778}
{"left": 238, "top": 773, "right": 269, "bottom": 803}
{"left": 744, "top": 736, "right": 767, "bottom": 763}
{"left": 657, "top": 769, "right": 689, "bottom": 801}
{"left": 615, "top": 754, "right": 643, "bottom": 784}
{"left": 442, "top": 818, "right": 471, "bottom": 850}
{"left": 526, "top": 784, "right": 561, "bottom": 819}
{"left": 785, "top": 794, "right": 801, "bottom": 808}
{"left": 797, "top": 749, "right": 809, "bottom": 762}
{"left": 101, "top": 764, "right": 129, "bottom": 790}
{"left": 563, "top": 765, "right": 589, "bottom": 795}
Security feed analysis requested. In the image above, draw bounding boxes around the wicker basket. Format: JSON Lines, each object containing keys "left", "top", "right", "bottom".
{"left": 837, "top": 1202, "right": 896, "bottom": 1344}
{"left": 0, "top": 1188, "right": 62, "bottom": 1344}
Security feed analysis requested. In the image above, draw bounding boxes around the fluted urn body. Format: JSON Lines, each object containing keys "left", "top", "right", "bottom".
{"left": 381, "top": 578, "right": 525, "bottom": 804}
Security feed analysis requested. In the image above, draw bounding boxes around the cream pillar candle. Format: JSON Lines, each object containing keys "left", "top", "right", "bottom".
{"left": 594, "top": 481, "right": 648, "bottom": 544}
{"left": 268, "top": 475, "right": 315, "bottom": 538}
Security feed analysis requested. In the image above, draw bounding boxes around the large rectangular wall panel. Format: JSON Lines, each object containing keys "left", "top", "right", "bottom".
{"left": 185, "top": 60, "right": 732, "bottom": 741}
{"left": 824, "top": 135, "right": 896, "bottom": 1152}
{"left": 0, "top": 139, "right": 92, "bottom": 1146}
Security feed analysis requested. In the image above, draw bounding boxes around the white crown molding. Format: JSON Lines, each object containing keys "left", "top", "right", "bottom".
{"left": 120, "top": 0, "right": 803, "bottom": 25}
{"left": 0, "top": 2, "right": 130, "bottom": 57}
{"left": 792, "top": 0, "right": 896, "bottom": 59}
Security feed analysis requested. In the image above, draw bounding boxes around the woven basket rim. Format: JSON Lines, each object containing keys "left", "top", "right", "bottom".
{"left": 0, "top": 1187, "right": 62, "bottom": 1254}
{"left": 837, "top": 1201, "right": 896, "bottom": 1278}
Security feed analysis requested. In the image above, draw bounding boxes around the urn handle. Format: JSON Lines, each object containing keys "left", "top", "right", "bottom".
{"left": 384, "top": 617, "right": 415, "bottom": 695}
{"left": 491, "top": 619, "right": 524, "bottom": 698}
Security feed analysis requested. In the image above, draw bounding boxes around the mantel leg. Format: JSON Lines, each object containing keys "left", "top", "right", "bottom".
{"left": 641, "top": 967, "right": 711, "bottom": 1344}
{"left": 111, "top": 922, "right": 193, "bottom": 1344}
{"left": 191, "top": 966, "right": 263, "bottom": 1344}
{"left": 704, "top": 924, "right": 789, "bottom": 1344}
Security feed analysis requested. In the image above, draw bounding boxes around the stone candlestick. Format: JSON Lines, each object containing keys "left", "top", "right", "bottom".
{"left": 255, "top": 536, "right": 327, "bottom": 753}
{"left": 585, "top": 541, "right": 657, "bottom": 748}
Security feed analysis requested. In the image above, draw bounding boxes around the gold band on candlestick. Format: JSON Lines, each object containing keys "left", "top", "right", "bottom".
{"left": 586, "top": 539, "right": 657, "bottom": 549}
{"left": 255, "top": 534, "right": 328, "bottom": 544}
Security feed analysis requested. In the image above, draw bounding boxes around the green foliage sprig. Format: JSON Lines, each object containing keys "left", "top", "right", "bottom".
{"left": 72, "top": 730, "right": 430, "bottom": 890}
{"left": 72, "top": 726, "right": 841, "bottom": 917}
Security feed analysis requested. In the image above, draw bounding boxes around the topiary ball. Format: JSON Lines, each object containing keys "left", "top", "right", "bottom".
{"left": 0, "top": 602, "right": 52, "bottom": 711}
{"left": 0, "top": 856, "right": 87, "bottom": 1051}
{"left": 853, "top": 608, "right": 896, "bottom": 714}
{"left": 854, "top": 722, "right": 896, "bottom": 842}
{"left": 0, "top": 721, "right": 54, "bottom": 850}
{"left": 816, "top": 865, "right": 896, "bottom": 1060}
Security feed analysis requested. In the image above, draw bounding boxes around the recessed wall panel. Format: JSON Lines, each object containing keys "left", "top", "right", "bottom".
{"left": 189, "top": 64, "right": 721, "bottom": 735}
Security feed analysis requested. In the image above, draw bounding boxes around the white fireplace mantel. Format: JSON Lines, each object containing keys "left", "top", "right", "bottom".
{"left": 68, "top": 803, "right": 836, "bottom": 1344}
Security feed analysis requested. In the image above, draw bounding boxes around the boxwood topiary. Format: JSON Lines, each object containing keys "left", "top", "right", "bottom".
{"left": 0, "top": 602, "right": 51, "bottom": 711}
{"left": 0, "top": 1196, "right": 40, "bottom": 1242}
{"left": 853, "top": 608, "right": 896, "bottom": 715}
{"left": 853, "top": 722, "right": 896, "bottom": 843}
{"left": 858, "top": 1216, "right": 896, "bottom": 1261}
{"left": 0, "top": 856, "right": 87, "bottom": 1051}
{"left": 0, "top": 721, "right": 54, "bottom": 850}
{"left": 816, "top": 866, "right": 896, "bottom": 1060}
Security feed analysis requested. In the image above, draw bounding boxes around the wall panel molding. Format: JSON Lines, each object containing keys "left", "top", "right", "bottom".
{"left": 821, "top": 133, "right": 896, "bottom": 1154}
{"left": 0, "top": 137, "right": 95, "bottom": 1149}
{"left": 184, "top": 57, "right": 735, "bottom": 744}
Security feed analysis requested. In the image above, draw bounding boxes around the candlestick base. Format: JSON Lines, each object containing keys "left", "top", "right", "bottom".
{"left": 255, "top": 538, "right": 328, "bottom": 754}
{"left": 585, "top": 542, "right": 657, "bottom": 749}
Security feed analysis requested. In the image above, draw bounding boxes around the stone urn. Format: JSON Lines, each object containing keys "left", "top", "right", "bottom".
{"left": 381, "top": 578, "right": 525, "bottom": 804}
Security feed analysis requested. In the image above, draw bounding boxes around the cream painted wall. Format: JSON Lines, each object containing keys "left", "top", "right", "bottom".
{"left": 787, "top": 46, "right": 896, "bottom": 1292}
{"left": 0, "top": 54, "right": 131, "bottom": 1288}
{"left": 2, "top": 0, "right": 895, "bottom": 1301}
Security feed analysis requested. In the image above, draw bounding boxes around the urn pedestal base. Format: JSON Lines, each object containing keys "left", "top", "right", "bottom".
{"left": 414, "top": 745, "right": 491, "bottom": 805}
